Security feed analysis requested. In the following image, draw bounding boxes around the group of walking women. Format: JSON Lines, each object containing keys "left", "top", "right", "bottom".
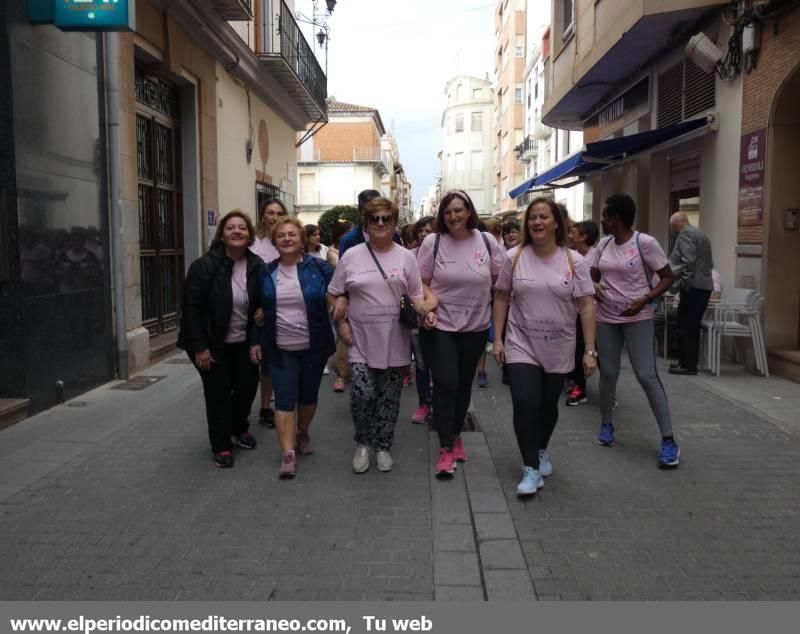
{"left": 178, "top": 189, "right": 680, "bottom": 495}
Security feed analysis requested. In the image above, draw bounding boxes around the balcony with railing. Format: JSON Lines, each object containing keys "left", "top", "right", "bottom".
{"left": 214, "top": 0, "right": 253, "bottom": 20}
{"left": 258, "top": 0, "right": 327, "bottom": 121}
{"left": 514, "top": 135, "right": 537, "bottom": 162}
{"left": 298, "top": 146, "right": 383, "bottom": 164}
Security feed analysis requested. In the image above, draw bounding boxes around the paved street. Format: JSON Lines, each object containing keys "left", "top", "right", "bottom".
{"left": 1, "top": 353, "right": 800, "bottom": 600}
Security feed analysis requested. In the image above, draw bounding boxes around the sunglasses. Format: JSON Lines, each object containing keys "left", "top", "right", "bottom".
{"left": 368, "top": 214, "right": 394, "bottom": 225}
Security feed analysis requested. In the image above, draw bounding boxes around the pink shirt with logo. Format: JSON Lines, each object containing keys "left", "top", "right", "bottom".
{"left": 224, "top": 258, "right": 249, "bottom": 343}
{"left": 328, "top": 243, "right": 423, "bottom": 369}
{"left": 250, "top": 236, "right": 279, "bottom": 263}
{"left": 591, "top": 232, "right": 668, "bottom": 324}
{"left": 416, "top": 230, "right": 503, "bottom": 333}
{"left": 275, "top": 263, "right": 310, "bottom": 351}
{"left": 496, "top": 246, "right": 594, "bottom": 372}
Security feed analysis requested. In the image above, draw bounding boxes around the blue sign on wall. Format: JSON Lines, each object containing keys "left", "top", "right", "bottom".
{"left": 53, "top": 0, "right": 135, "bottom": 32}
{"left": 28, "top": 0, "right": 55, "bottom": 23}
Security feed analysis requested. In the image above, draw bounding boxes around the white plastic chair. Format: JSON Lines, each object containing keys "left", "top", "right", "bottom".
{"left": 699, "top": 288, "right": 758, "bottom": 373}
{"left": 707, "top": 293, "right": 769, "bottom": 377}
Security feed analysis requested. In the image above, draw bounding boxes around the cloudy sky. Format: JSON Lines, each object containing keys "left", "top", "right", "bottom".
{"left": 296, "top": 0, "right": 550, "bottom": 207}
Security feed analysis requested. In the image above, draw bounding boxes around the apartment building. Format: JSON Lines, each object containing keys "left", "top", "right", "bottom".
{"left": 493, "top": 0, "right": 527, "bottom": 214}
{"left": 0, "top": 0, "right": 328, "bottom": 415}
{"left": 440, "top": 75, "right": 494, "bottom": 217}
{"left": 295, "top": 98, "right": 391, "bottom": 224}
{"left": 542, "top": 0, "right": 800, "bottom": 380}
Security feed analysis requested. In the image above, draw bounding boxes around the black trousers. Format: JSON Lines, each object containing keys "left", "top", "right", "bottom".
{"left": 421, "top": 329, "right": 489, "bottom": 449}
{"left": 506, "top": 363, "right": 566, "bottom": 469}
{"left": 677, "top": 287, "right": 712, "bottom": 371}
{"left": 566, "top": 315, "right": 586, "bottom": 390}
{"left": 197, "top": 342, "right": 260, "bottom": 452}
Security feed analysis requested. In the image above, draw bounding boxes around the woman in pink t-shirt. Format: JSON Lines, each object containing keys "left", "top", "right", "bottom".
{"left": 492, "top": 198, "right": 597, "bottom": 496}
{"left": 416, "top": 190, "right": 503, "bottom": 479}
{"left": 250, "top": 198, "right": 288, "bottom": 430}
{"left": 590, "top": 194, "right": 679, "bottom": 468}
{"left": 327, "top": 197, "right": 434, "bottom": 474}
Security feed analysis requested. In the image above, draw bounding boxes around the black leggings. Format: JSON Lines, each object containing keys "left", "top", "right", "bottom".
{"left": 566, "top": 316, "right": 585, "bottom": 390}
{"left": 506, "top": 363, "right": 566, "bottom": 469}
{"left": 421, "top": 328, "right": 489, "bottom": 449}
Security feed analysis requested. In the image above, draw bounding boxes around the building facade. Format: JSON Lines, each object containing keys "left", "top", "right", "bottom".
{"left": 439, "top": 75, "right": 494, "bottom": 217}
{"left": 493, "top": 0, "right": 527, "bottom": 213}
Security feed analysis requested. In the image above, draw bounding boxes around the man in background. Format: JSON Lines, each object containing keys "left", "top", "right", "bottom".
{"left": 668, "top": 211, "right": 714, "bottom": 376}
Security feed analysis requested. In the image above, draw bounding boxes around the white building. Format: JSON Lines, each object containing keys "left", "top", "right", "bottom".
{"left": 440, "top": 75, "right": 494, "bottom": 216}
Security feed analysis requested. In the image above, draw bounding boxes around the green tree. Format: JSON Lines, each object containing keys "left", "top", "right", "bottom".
{"left": 317, "top": 205, "right": 360, "bottom": 246}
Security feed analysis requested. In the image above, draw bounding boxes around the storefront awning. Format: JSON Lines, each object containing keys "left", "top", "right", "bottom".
{"left": 509, "top": 116, "right": 712, "bottom": 199}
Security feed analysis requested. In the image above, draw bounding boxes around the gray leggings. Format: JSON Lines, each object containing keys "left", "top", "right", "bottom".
{"left": 597, "top": 320, "right": 673, "bottom": 437}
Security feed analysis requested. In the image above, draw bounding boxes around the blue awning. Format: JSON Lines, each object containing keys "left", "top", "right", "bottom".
{"left": 509, "top": 116, "right": 711, "bottom": 199}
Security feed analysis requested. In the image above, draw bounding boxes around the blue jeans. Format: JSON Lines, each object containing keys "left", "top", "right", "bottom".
{"left": 267, "top": 349, "right": 326, "bottom": 411}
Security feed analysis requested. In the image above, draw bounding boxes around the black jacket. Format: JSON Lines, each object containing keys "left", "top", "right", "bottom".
{"left": 177, "top": 242, "right": 263, "bottom": 358}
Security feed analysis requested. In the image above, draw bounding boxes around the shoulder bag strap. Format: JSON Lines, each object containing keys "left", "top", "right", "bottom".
{"left": 432, "top": 233, "right": 441, "bottom": 263}
{"left": 635, "top": 232, "right": 654, "bottom": 291}
{"left": 565, "top": 247, "right": 575, "bottom": 276}
{"left": 480, "top": 231, "right": 491, "bottom": 256}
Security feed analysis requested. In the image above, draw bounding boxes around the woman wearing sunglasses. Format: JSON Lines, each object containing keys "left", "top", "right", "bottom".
{"left": 416, "top": 190, "right": 503, "bottom": 479}
{"left": 328, "top": 197, "right": 436, "bottom": 474}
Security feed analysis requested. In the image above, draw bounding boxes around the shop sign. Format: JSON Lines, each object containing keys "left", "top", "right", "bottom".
{"left": 29, "top": 0, "right": 135, "bottom": 31}
{"left": 583, "top": 78, "right": 650, "bottom": 141}
{"left": 737, "top": 129, "right": 767, "bottom": 227}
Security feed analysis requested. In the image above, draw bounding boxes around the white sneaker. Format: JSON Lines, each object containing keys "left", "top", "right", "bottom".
{"left": 376, "top": 450, "right": 393, "bottom": 472}
{"left": 352, "top": 445, "right": 370, "bottom": 473}
{"left": 516, "top": 466, "right": 543, "bottom": 496}
{"left": 323, "top": 365, "right": 330, "bottom": 375}
{"left": 538, "top": 449, "right": 553, "bottom": 477}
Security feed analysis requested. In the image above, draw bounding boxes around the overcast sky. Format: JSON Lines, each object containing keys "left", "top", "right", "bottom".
{"left": 296, "top": 0, "right": 549, "bottom": 207}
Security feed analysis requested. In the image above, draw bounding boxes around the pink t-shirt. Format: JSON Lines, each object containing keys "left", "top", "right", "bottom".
{"left": 275, "top": 263, "right": 309, "bottom": 351}
{"left": 496, "top": 246, "right": 594, "bottom": 372}
{"left": 224, "top": 258, "right": 249, "bottom": 343}
{"left": 591, "top": 232, "right": 668, "bottom": 324}
{"left": 250, "top": 236, "right": 279, "bottom": 263}
{"left": 416, "top": 230, "right": 503, "bottom": 332}
{"left": 328, "top": 243, "right": 423, "bottom": 369}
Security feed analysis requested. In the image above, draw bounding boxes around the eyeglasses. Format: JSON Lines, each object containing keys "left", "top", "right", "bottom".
{"left": 368, "top": 214, "right": 394, "bottom": 225}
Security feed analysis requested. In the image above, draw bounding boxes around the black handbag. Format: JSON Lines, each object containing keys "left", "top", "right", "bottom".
{"left": 365, "top": 243, "right": 418, "bottom": 330}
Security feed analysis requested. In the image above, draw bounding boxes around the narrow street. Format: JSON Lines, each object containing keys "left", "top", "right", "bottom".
{"left": 2, "top": 354, "right": 799, "bottom": 600}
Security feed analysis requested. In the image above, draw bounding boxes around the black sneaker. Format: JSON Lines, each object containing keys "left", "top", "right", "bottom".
{"left": 260, "top": 408, "right": 275, "bottom": 428}
{"left": 566, "top": 387, "right": 588, "bottom": 406}
{"left": 235, "top": 432, "right": 257, "bottom": 449}
{"left": 213, "top": 450, "right": 234, "bottom": 468}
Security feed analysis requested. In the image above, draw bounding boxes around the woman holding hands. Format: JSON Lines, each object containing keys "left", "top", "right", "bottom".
{"left": 493, "top": 197, "right": 597, "bottom": 495}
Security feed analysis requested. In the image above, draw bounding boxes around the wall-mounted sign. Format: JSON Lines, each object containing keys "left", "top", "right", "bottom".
{"left": 29, "top": 0, "right": 135, "bottom": 31}
{"left": 583, "top": 78, "right": 650, "bottom": 143}
{"left": 737, "top": 128, "right": 766, "bottom": 227}
{"left": 785, "top": 208, "right": 799, "bottom": 231}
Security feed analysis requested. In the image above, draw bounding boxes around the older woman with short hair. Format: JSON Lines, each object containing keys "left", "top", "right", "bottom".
{"left": 328, "top": 197, "right": 434, "bottom": 474}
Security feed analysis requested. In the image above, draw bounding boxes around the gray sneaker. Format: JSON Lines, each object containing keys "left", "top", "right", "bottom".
{"left": 352, "top": 445, "right": 370, "bottom": 473}
{"left": 538, "top": 449, "right": 553, "bottom": 477}
{"left": 376, "top": 450, "right": 393, "bottom": 472}
{"left": 278, "top": 450, "right": 297, "bottom": 479}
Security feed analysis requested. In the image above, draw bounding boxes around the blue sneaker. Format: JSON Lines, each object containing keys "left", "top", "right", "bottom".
{"left": 538, "top": 449, "right": 553, "bottom": 477}
{"left": 477, "top": 371, "right": 489, "bottom": 388}
{"left": 597, "top": 422, "right": 615, "bottom": 447}
{"left": 516, "top": 466, "right": 543, "bottom": 496}
{"left": 658, "top": 438, "right": 680, "bottom": 468}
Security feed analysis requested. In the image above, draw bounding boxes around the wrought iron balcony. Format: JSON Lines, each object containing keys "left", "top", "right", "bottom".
{"left": 214, "top": 0, "right": 253, "bottom": 21}
{"left": 514, "top": 135, "right": 537, "bottom": 162}
{"left": 258, "top": 0, "right": 327, "bottom": 121}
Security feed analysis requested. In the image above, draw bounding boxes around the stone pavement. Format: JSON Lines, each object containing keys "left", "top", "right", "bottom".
{"left": 1, "top": 352, "right": 800, "bottom": 601}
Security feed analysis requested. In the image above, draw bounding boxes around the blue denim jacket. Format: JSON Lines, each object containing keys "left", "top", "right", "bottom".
{"left": 252, "top": 254, "right": 335, "bottom": 367}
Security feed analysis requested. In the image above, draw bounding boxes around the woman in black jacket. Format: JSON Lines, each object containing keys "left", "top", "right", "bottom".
{"left": 178, "top": 210, "right": 263, "bottom": 468}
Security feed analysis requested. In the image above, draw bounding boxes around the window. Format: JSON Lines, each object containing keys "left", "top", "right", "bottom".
{"left": 501, "top": 132, "right": 509, "bottom": 156}
{"left": 456, "top": 84, "right": 463, "bottom": 101}
{"left": 472, "top": 88, "right": 482, "bottom": 100}
{"left": 471, "top": 112, "right": 482, "bottom": 131}
{"left": 455, "top": 152, "right": 465, "bottom": 171}
{"left": 501, "top": 176, "right": 508, "bottom": 199}
{"left": 455, "top": 113, "right": 464, "bottom": 133}
{"left": 515, "top": 35, "right": 525, "bottom": 58}
{"left": 515, "top": 87, "right": 523, "bottom": 105}
{"left": 298, "top": 174, "right": 316, "bottom": 205}
{"left": 502, "top": 46, "right": 509, "bottom": 68}
{"left": 562, "top": 0, "right": 575, "bottom": 38}
{"left": 471, "top": 151, "right": 483, "bottom": 170}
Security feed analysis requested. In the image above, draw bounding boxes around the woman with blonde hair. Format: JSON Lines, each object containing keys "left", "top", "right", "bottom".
{"left": 178, "top": 210, "right": 263, "bottom": 468}
{"left": 250, "top": 217, "right": 335, "bottom": 478}
{"left": 493, "top": 197, "right": 596, "bottom": 495}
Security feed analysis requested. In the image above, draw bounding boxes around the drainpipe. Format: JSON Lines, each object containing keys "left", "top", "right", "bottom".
{"left": 105, "top": 33, "right": 129, "bottom": 380}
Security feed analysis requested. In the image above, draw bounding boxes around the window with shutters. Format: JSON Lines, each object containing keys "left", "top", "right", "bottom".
{"left": 657, "top": 59, "right": 715, "bottom": 128}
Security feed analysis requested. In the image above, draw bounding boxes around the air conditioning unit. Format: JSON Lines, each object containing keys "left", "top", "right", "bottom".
{"left": 685, "top": 33, "right": 723, "bottom": 74}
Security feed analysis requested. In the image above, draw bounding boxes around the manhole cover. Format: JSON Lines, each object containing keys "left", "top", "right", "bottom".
{"left": 165, "top": 358, "right": 192, "bottom": 365}
{"left": 111, "top": 375, "right": 167, "bottom": 391}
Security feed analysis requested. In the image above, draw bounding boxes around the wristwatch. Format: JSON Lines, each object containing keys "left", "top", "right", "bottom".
{"left": 584, "top": 349, "right": 599, "bottom": 358}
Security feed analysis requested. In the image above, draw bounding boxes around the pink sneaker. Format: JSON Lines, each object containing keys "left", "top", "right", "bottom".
{"left": 435, "top": 449, "right": 456, "bottom": 479}
{"left": 452, "top": 436, "right": 467, "bottom": 462}
{"left": 412, "top": 402, "right": 430, "bottom": 424}
{"left": 332, "top": 378, "right": 346, "bottom": 393}
{"left": 402, "top": 370, "right": 413, "bottom": 387}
